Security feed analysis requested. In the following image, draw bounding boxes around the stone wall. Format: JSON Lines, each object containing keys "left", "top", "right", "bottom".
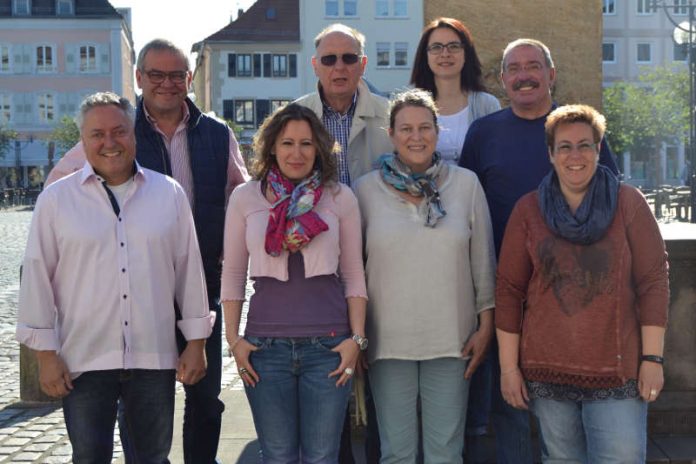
{"left": 425, "top": 0, "right": 604, "bottom": 109}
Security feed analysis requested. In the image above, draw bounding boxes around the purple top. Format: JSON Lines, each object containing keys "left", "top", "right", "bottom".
{"left": 245, "top": 252, "right": 350, "bottom": 337}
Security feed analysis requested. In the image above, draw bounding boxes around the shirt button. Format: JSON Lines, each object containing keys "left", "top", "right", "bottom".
{"left": 124, "top": 321, "right": 128, "bottom": 326}
{"left": 120, "top": 242, "right": 124, "bottom": 247}
{"left": 118, "top": 217, "right": 122, "bottom": 222}
{"left": 123, "top": 294, "right": 127, "bottom": 299}
{"left": 122, "top": 268, "right": 126, "bottom": 273}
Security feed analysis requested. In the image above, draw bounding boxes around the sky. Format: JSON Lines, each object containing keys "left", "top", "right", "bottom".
{"left": 110, "top": 0, "right": 256, "bottom": 64}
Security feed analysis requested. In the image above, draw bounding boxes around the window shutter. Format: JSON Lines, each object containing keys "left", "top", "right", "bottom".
{"left": 289, "top": 54, "right": 297, "bottom": 77}
{"left": 99, "top": 45, "right": 110, "bottom": 73}
{"left": 253, "top": 54, "right": 261, "bottom": 77}
{"left": 65, "top": 44, "right": 76, "bottom": 73}
{"left": 263, "top": 53, "right": 271, "bottom": 77}
{"left": 255, "top": 99, "right": 270, "bottom": 126}
{"left": 228, "top": 53, "right": 236, "bottom": 77}
{"left": 223, "top": 99, "right": 234, "bottom": 120}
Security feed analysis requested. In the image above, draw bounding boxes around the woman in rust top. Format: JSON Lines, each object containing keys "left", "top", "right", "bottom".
{"left": 495, "top": 104, "right": 669, "bottom": 463}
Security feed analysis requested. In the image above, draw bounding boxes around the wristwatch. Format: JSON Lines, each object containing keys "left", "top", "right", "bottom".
{"left": 351, "top": 334, "right": 369, "bottom": 351}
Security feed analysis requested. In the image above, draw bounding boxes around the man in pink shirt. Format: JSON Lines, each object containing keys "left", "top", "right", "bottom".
{"left": 45, "top": 39, "right": 249, "bottom": 464}
{"left": 17, "top": 92, "right": 213, "bottom": 463}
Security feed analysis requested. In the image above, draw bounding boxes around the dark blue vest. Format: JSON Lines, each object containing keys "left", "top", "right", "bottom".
{"left": 134, "top": 97, "right": 229, "bottom": 297}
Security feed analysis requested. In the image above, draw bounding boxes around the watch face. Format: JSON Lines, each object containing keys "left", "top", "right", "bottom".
{"left": 353, "top": 334, "right": 368, "bottom": 350}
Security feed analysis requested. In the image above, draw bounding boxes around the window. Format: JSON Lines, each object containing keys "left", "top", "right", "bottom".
{"left": 376, "top": 0, "right": 388, "bottom": 16}
{"left": 675, "top": 0, "right": 688, "bottom": 15}
{"left": 344, "top": 0, "right": 357, "bottom": 16}
{"left": 0, "top": 44, "right": 10, "bottom": 73}
{"left": 237, "top": 54, "right": 252, "bottom": 77}
{"left": 272, "top": 54, "right": 287, "bottom": 77}
{"left": 637, "top": 0, "right": 656, "bottom": 14}
{"left": 79, "top": 45, "right": 96, "bottom": 72}
{"left": 637, "top": 43, "right": 651, "bottom": 63}
{"left": 56, "top": 0, "right": 73, "bottom": 15}
{"left": 602, "top": 0, "right": 615, "bottom": 14}
{"left": 674, "top": 42, "right": 688, "bottom": 61}
{"left": 0, "top": 94, "right": 11, "bottom": 124}
{"left": 325, "top": 0, "right": 338, "bottom": 16}
{"left": 271, "top": 99, "right": 291, "bottom": 112}
{"left": 394, "top": 0, "right": 407, "bottom": 16}
{"left": 395, "top": 42, "right": 408, "bottom": 66}
{"left": 265, "top": 7, "right": 276, "bottom": 19}
{"left": 602, "top": 43, "right": 615, "bottom": 62}
{"left": 13, "top": 0, "right": 30, "bottom": 15}
{"left": 36, "top": 45, "right": 54, "bottom": 72}
{"left": 377, "top": 42, "right": 390, "bottom": 66}
{"left": 38, "top": 94, "right": 54, "bottom": 123}
{"left": 235, "top": 100, "right": 254, "bottom": 125}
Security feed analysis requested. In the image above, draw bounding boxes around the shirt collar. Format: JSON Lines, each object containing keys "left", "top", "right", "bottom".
{"left": 80, "top": 160, "right": 146, "bottom": 185}
{"left": 142, "top": 101, "right": 190, "bottom": 127}
{"left": 319, "top": 84, "right": 358, "bottom": 117}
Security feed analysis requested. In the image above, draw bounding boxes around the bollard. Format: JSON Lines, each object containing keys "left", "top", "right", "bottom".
{"left": 19, "top": 344, "right": 57, "bottom": 403}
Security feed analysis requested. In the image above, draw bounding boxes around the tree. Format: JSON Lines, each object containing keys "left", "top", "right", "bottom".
{"left": 48, "top": 116, "right": 80, "bottom": 155}
{"left": 0, "top": 125, "right": 17, "bottom": 160}
{"left": 603, "top": 65, "right": 689, "bottom": 187}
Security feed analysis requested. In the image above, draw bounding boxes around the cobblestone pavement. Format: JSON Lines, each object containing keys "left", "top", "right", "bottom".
{"left": 0, "top": 210, "right": 245, "bottom": 463}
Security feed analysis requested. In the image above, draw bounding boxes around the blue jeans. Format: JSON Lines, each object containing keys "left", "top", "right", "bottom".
{"left": 244, "top": 335, "right": 352, "bottom": 464}
{"left": 531, "top": 397, "right": 647, "bottom": 464}
{"left": 62, "top": 369, "right": 175, "bottom": 464}
{"left": 490, "top": 344, "right": 535, "bottom": 463}
{"left": 370, "top": 358, "right": 469, "bottom": 464}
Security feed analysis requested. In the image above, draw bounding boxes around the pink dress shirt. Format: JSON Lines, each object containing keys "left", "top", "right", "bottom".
{"left": 17, "top": 162, "right": 214, "bottom": 377}
{"left": 220, "top": 180, "right": 368, "bottom": 302}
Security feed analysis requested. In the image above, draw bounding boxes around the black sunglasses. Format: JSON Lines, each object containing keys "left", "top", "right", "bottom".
{"left": 319, "top": 53, "right": 361, "bottom": 66}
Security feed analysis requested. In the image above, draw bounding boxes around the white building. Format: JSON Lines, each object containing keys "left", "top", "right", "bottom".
{"left": 602, "top": 0, "right": 688, "bottom": 187}
{"left": 192, "top": 0, "right": 424, "bottom": 130}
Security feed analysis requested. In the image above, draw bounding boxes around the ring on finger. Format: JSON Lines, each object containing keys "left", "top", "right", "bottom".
{"left": 650, "top": 389, "right": 657, "bottom": 397}
{"left": 239, "top": 367, "right": 249, "bottom": 375}
{"left": 344, "top": 367, "right": 354, "bottom": 376}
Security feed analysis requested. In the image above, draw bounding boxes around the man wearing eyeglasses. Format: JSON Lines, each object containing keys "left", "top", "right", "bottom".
{"left": 295, "top": 23, "right": 392, "bottom": 186}
{"left": 45, "top": 38, "right": 249, "bottom": 464}
{"left": 459, "top": 38, "right": 618, "bottom": 464}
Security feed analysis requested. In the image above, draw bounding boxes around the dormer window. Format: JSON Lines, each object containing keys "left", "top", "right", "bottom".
{"left": 13, "top": 0, "right": 31, "bottom": 16}
{"left": 266, "top": 7, "right": 276, "bottom": 19}
{"left": 57, "top": 0, "right": 73, "bottom": 16}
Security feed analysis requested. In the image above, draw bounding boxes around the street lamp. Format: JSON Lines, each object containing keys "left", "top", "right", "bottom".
{"left": 656, "top": 0, "right": 696, "bottom": 222}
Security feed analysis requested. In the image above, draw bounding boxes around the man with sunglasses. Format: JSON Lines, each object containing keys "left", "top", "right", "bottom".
{"left": 459, "top": 38, "right": 618, "bottom": 464}
{"left": 45, "top": 38, "right": 249, "bottom": 464}
{"left": 295, "top": 23, "right": 392, "bottom": 186}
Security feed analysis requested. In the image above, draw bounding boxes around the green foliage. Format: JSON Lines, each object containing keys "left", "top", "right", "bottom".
{"left": 603, "top": 65, "right": 689, "bottom": 158}
{"left": 0, "top": 125, "right": 18, "bottom": 159}
{"left": 48, "top": 116, "right": 80, "bottom": 155}
{"left": 225, "top": 119, "right": 243, "bottom": 139}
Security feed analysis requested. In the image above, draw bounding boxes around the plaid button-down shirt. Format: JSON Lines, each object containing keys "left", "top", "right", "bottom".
{"left": 322, "top": 93, "right": 357, "bottom": 185}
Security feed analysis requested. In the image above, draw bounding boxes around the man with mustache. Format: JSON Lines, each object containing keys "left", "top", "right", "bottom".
{"left": 17, "top": 92, "right": 213, "bottom": 463}
{"left": 459, "top": 38, "right": 618, "bottom": 463}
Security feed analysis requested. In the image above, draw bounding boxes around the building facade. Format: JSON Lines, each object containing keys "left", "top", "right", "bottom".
{"left": 192, "top": 0, "right": 423, "bottom": 132}
{"left": 602, "top": 0, "right": 688, "bottom": 187}
{"left": 0, "top": 0, "right": 135, "bottom": 188}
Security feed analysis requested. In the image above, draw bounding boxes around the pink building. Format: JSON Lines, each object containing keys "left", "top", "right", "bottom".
{"left": 0, "top": 0, "right": 135, "bottom": 188}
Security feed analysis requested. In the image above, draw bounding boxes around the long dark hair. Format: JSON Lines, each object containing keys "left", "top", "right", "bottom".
{"left": 410, "top": 17, "right": 485, "bottom": 99}
{"left": 251, "top": 103, "right": 339, "bottom": 185}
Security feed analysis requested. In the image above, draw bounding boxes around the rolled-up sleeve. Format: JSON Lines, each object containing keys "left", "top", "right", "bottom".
{"left": 337, "top": 186, "right": 368, "bottom": 299}
{"left": 16, "top": 192, "right": 62, "bottom": 350}
{"left": 495, "top": 201, "right": 532, "bottom": 334}
{"left": 173, "top": 185, "right": 215, "bottom": 340}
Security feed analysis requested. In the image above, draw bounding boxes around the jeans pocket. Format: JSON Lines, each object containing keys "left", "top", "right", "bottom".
{"left": 245, "top": 335, "right": 271, "bottom": 351}
{"left": 314, "top": 334, "right": 349, "bottom": 352}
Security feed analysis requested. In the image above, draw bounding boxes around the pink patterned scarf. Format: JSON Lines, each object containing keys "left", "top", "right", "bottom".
{"left": 264, "top": 165, "right": 329, "bottom": 257}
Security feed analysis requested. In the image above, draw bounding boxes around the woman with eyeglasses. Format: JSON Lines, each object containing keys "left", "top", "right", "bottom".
{"left": 496, "top": 104, "right": 668, "bottom": 463}
{"left": 411, "top": 18, "right": 500, "bottom": 166}
{"left": 221, "top": 103, "right": 368, "bottom": 463}
{"left": 355, "top": 89, "right": 496, "bottom": 463}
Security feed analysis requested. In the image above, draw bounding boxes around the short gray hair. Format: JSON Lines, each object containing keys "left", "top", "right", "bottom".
{"left": 501, "top": 38, "right": 554, "bottom": 71}
{"left": 136, "top": 38, "right": 190, "bottom": 71}
{"left": 76, "top": 92, "right": 135, "bottom": 132}
{"left": 314, "top": 24, "right": 365, "bottom": 55}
